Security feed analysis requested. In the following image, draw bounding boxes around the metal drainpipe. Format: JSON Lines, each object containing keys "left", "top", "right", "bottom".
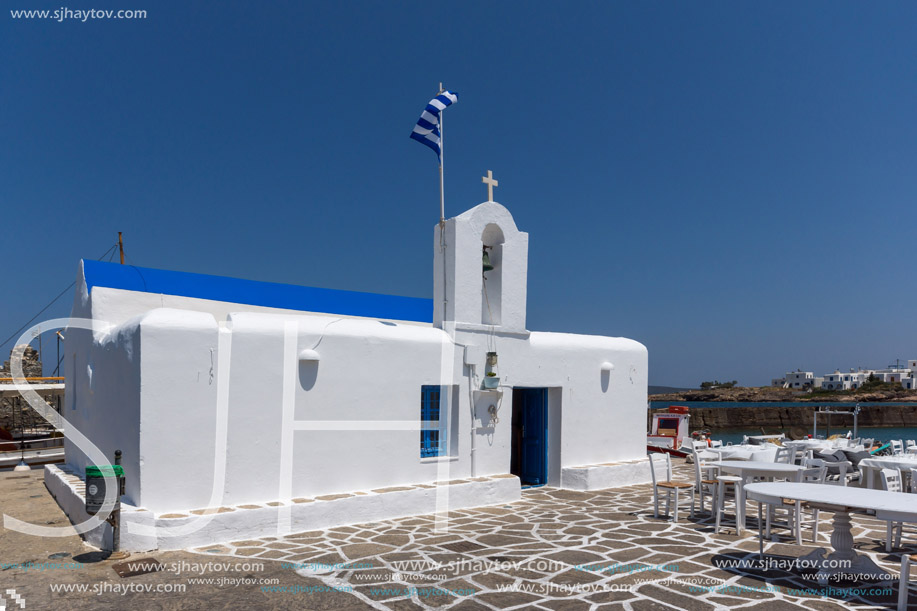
{"left": 469, "top": 364, "right": 476, "bottom": 478}
{"left": 111, "top": 449, "right": 121, "bottom": 553}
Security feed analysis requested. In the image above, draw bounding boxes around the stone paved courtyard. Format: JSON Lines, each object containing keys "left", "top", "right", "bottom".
{"left": 188, "top": 460, "right": 917, "bottom": 610}
{"left": 2, "top": 461, "right": 916, "bottom": 609}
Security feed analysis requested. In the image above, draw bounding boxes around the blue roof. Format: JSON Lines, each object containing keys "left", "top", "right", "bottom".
{"left": 82, "top": 260, "right": 433, "bottom": 323}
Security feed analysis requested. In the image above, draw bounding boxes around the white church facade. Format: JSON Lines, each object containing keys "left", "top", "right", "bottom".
{"left": 46, "top": 188, "right": 649, "bottom": 551}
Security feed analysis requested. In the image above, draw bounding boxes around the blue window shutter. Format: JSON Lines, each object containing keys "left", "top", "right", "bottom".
{"left": 421, "top": 386, "right": 443, "bottom": 457}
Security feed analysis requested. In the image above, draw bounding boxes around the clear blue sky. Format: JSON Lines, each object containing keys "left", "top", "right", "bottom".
{"left": 2, "top": 1, "right": 916, "bottom": 387}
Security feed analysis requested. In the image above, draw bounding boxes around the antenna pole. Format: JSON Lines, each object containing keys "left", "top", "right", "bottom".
{"left": 118, "top": 232, "right": 124, "bottom": 264}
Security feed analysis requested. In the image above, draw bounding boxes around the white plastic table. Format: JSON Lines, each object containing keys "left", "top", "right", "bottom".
{"left": 744, "top": 482, "right": 917, "bottom": 584}
{"left": 705, "top": 445, "right": 778, "bottom": 462}
{"left": 709, "top": 460, "right": 807, "bottom": 535}
{"left": 786, "top": 439, "right": 863, "bottom": 451}
{"left": 858, "top": 456, "right": 917, "bottom": 489}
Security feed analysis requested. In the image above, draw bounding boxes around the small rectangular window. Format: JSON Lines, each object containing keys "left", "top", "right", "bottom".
{"left": 420, "top": 385, "right": 443, "bottom": 458}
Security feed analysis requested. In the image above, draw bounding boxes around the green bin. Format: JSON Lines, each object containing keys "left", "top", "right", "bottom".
{"left": 85, "top": 465, "right": 125, "bottom": 515}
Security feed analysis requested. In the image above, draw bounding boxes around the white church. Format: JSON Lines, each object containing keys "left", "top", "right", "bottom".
{"left": 46, "top": 177, "right": 649, "bottom": 551}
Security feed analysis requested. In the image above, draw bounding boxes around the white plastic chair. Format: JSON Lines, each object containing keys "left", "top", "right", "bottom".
{"left": 891, "top": 440, "right": 905, "bottom": 456}
{"left": 648, "top": 452, "right": 694, "bottom": 523}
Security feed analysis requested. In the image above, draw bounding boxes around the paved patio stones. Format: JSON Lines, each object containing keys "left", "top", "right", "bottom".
{"left": 5, "top": 460, "right": 916, "bottom": 609}
{"left": 180, "top": 459, "right": 915, "bottom": 609}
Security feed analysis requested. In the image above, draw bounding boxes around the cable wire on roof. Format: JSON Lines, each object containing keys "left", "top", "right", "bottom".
{"left": 0, "top": 244, "right": 120, "bottom": 352}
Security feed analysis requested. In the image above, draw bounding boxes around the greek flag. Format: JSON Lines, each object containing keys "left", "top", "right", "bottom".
{"left": 410, "top": 91, "right": 458, "bottom": 164}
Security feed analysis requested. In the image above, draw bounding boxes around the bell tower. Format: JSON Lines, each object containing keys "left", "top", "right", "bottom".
{"left": 433, "top": 171, "right": 529, "bottom": 333}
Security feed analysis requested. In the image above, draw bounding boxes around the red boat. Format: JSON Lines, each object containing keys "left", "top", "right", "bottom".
{"left": 647, "top": 405, "right": 692, "bottom": 457}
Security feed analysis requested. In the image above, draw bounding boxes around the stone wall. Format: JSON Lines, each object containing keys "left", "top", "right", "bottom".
{"left": 0, "top": 344, "right": 44, "bottom": 378}
{"left": 0, "top": 345, "right": 54, "bottom": 433}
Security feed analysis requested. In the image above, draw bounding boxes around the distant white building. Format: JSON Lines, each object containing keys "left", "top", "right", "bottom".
{"left": 869, "top": 368, "right": 912, "bottom": 386}
{"left": 784, "top": 371, "right": 815, "bottom": 389}
{"left": 776, "top": 364, "right": 917, "bottom": 391}
{"left": 821, "top": 371, "right": 869, "bottom": 391}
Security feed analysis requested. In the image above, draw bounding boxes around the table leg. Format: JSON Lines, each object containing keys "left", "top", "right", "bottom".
{"left": 757, "top": 501, "right": 764, "bottom": 560}
{"left": 735, "top": 477, "right": 747, "bottom": 535}
{"left": 799, "top": 509, "right": 892, "bottom": 585}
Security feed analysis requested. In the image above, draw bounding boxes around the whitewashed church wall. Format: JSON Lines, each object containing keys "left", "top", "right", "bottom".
{"left": 453, "top": 329, "right": 647, "bottom": 478}
{"left": 136, "top": 309, "right": 221, "bottom": 513}
{"left": 63, "top": 307, "right": 143, "bottom": 506}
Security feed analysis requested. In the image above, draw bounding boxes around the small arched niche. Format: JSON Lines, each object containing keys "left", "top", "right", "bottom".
{"left": 481, "top": 223, "right": 505, "bottom": 325}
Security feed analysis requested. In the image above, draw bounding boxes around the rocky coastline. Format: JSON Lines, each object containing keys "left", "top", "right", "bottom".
{"left": 649, "top": 387, "right": 917, "bottom": 433}
{"left": 650, "top": 386, "right": 917, "bottom": 403}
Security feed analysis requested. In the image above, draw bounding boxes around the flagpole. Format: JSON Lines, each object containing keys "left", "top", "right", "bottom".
{"left": 438, "top": 82, "right": 445, "bottom": 223}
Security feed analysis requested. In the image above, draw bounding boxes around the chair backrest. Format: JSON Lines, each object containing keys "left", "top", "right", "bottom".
{"left": 891, "top": 440, "right": 904, "bottom": 455}
{"left": 862, "top": 438, "right": 874, "bottom": 449}
{"left": 774, "top": 447, "right": 791, "bottom": 463}
{"left": 648, "top": 452, "right": 671, "bottom": 486}
{"left": 911, "top": 468, "right": 917, "bottom": 494}
{"left": 879, "top": 468, "right": 902, "bottom": 493}
{"left": 691, "top": 447, "right": 713, "bottom": 485}
{"left": 692, "top": 440, "right": 708, "bottom": 451}
{"left": 906, "top": 440, "right": 916, "bottom": 448}
{"left": 776, "top": 446, "right": 802, "bottom": 464}
{"left": 800, "top": 459, "right": 827, "bottom": 484}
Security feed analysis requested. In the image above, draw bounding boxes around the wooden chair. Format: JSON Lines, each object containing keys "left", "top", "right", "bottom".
{"left": 899, "top": 554, "right": 916, "bottom": 611}
{"left": 880, "top": 468, "right": 906, "bottom": 552}
{"left": 765, "top": 463, "right": 827, "bottom": 545}
{"left": 774, "top": 446, "right": 802, "bottom": 464}
{"left": 648, "top": 452, "right": 694, "bottom": 523}
{"left": 691, "top": 447, "right": 719, "bottom": 516}
{"left": 774, "top": 447, "right": 792, "bottom": 463}
{"left": 713, "top": 475, "right": 744, "bottom": 535}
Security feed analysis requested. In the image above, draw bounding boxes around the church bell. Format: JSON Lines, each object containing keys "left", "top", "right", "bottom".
{"left": 482, "top": 247, "right": 494, "bottom": 273}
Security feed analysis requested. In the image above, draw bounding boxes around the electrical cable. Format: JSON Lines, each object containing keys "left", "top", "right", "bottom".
{"left": 0, "top": 243, "right": 119, "bottom": 352}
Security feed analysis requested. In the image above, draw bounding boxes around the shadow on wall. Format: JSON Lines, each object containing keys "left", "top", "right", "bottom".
{"left": 299, "top": 361, "right": 318, "bottom": 391}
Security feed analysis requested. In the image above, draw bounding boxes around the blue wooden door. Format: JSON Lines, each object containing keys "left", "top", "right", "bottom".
{"left": 520, "top": 388, "right": 547, "bottom": 485}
